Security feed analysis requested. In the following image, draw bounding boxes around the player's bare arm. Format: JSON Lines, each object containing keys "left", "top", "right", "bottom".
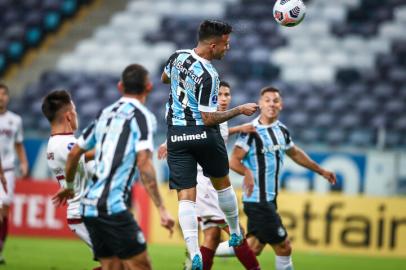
{"left": 52, "top": 144, "right": 85, "bottom": 206}
{"left": 15, "top": 142, "right": 28, "bottom": 177}
{"left": 0, "top": 158, "right": 6, "bottom": 193}
{"left": 228, "top": 123, "right": 256, "bottom": 136}
{"left": 84, "top": 149, "right": 95, "bottom": 162}
{"left": 161, "top": 71, "right": 171, "bottom": 84}
{"left": 286, "top": 145, "right": 336, "bottom": 184}
{"left": 201, "top": 103, "right": 259, "bottom": 126}
{"left": 230, "top": 146, "right": 255, "bottom": 197}
{"left": 137, "top": 149, "right": 175, "bottom": 235}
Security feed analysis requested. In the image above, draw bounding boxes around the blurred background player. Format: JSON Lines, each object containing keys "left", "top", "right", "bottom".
{"left": 53, "top": 64, "right": 175, "bottom": 270}
{"left": 42, "top": 90, "right": 111, "bottom": 270}
{"left": 0, "top": 83, "right": 28, "bottom": 264}
{"left": 161, "top": 20, "right": 258, "bottom": 270}
{"left": 158, "top": 81, "right": 260, "bottom": 270}
{"left": 215, "top": 86, "right": 336, "bottom": 270}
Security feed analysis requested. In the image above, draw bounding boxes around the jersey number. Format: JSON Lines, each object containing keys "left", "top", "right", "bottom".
{"left": 177, "top": 86, "right": 189, "bottom": 108}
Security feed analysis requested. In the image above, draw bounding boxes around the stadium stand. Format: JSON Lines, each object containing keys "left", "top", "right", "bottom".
{"left": 7, "top": 0, "right": 406, "bottom": 148}
{"left": 0, "top": 0, "right": 93, "bottom": 75}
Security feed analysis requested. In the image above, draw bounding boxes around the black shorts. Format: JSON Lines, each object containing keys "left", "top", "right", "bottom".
{"left": 167, "top": 125, "right": 229, "bottom": 190}
{"left": 243, "top": 201, "right": 288, "bottom": 245}
{"left": 83, "top": 210, "right": 146, "bottom": 259}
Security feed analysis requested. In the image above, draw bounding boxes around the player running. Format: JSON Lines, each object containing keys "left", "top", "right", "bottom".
{"left": 0, "top": 83, "right": 29, "bottom": 264}
{"left": 162, "top": 19, "right": 258, "bottom": 270}
{"left": 215, "top": 86, "right": 336, "bottom": 270}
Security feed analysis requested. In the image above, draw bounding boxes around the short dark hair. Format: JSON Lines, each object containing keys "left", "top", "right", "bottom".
{"left": 42, "top": 90, "right": 72, "bottom": 123}
{"left": 0, "top": 83, "right": 9, "bottom": 95}
{"left": 219, "top": 81, "right": 231, "bottom": 89}
{"left": 198, "top": 20, "right": 232, "bottom": 41}
{"left": 260, "top": 86, "right": 281, "bottom": 96}
{"left": 121, "top": 64, "right": 149, "bottom": 94}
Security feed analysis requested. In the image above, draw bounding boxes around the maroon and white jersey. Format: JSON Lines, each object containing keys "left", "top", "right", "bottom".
{"left": 46, "top": 133, "right": 88, "bottom": 219}
{"left": 0, "top": 111, "right": 23, "bottom": 170}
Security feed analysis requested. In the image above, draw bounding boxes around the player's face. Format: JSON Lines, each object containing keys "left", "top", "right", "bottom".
{"left": 259, "top": 91, "right": 282, "bottom": 120}
{"left": 218, "top": 86, "right": 231, "bottom": 112}
{"left": 212, "top": 34, "right": 230, "bottom": 59}
{"left": 0, "top": 88, "right": 9, "bottom": 112}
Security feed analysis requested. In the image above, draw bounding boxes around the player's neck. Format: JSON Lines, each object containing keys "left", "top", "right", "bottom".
{"left": 194, "top": 46, "right": 213, "bottom": 61}
{"left": 0, "top": 108, "right": 7, "bottom": 115}
{"left": 258, "top": 115, "right": 277, "bottom": 125}
{"left": 123, "top": 93, "right": 147, "bottom": 104}
{"left": 50, "top": 123, "right": 75, "bottom": 136}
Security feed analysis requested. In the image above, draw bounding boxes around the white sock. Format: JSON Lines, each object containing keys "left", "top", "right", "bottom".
{"left": 275, "top": 255, "right": 294, "bottom": 270}
{"left": 178, "top": 200, "right": 201, "bottom": 259}
{"left": 217, "top": 186, "right": 241, "bottom": 236}
{"left": 215, "top": 241, "right": 235, "bottom": 257}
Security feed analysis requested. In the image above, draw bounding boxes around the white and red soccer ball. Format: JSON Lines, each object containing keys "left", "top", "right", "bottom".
{"left": 273, "top": 0, "right": 306, "bottom": 27}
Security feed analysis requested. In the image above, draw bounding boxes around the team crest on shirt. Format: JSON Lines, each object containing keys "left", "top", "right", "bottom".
{"left": 278, "top": 226, "right": 286, "bottom": 237}
{"left": 137, "top": 231, "right": 146, "bottom": 244}
{"left": 67, "top": 142, "right": 75, "bottom": 151}
{"left": 211, "top": 95, "right": 218, "bottom": 104}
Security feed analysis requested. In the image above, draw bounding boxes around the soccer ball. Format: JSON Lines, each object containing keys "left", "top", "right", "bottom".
{"left": 273, "top": 0, "right": 306, "bottom": 27}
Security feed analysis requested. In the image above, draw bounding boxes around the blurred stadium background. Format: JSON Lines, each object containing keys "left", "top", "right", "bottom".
{"left": 1, "top": 0, "right": 406, "bottom": 269}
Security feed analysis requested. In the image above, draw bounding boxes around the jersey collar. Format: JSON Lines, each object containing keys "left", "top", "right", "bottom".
{"left": 252, "top": 116, "right": 279, "bottom": 128}
{"left": 119, "top": 96, "right": 143, "bottom": 107}
{"left": 50, "top": 132, "right": 74, "bottom": 137}
{"left": 191, "top": 49, "right": 211, "bottom": 64}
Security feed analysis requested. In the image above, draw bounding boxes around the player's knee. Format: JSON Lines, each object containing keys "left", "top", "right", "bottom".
{"left": 275, "top": 239, "right": 292, "bottom": 256}
{"left": 204, "top": 229, "right": 221, "bottom": 248}
{"left": 252, "top": 246, "right": 263, "bottom": 256}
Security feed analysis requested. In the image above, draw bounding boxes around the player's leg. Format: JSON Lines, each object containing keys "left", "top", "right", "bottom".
{"left": 271, "top": 239, "right": 294, "bottom": 270}
{"left": 167, "top": 125, "right": 201, "bottom": 268}
{"left": 0, "top": 170, "right": 15, "bottom": 263}
{"left": 200, "top": 226, "right": 221, "bottom": 270}
{"left": 122, "top": 250, "right": 152, "bottom": 270}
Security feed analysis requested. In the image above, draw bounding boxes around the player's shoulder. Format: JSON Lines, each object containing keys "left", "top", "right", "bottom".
{"left": 276, "top": 120, "right": 290, "bottom": 131}
{"left": 169, "top": 49, "right": 192, "bottom": 59}
{"left": 47, "top": 135, "right": 76, "bottom": 153}
{"left": 5, "top": 110, "right": 22, "bottom": 122}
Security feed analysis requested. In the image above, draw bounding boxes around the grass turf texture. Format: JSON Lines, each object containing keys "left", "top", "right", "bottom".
{"left": 2, "top": 237, "right": 405, "bottom": 270}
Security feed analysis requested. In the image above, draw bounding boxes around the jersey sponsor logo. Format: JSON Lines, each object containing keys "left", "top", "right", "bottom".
{"left": 211, "top": 95, "right": 218, "bottom": 104}
{"left": 170, "top": 131, "right": 207, "bottom": 143}
{"left": 174, "top": 60, "right": 203, "bottom": 85}
{"left": 262, "top": 144, "right": 290, "bottom": 153}
{"left": 82, "top": 198, "right": 98, "bottom": 206}
{"left": 47, "top": 152, "right": 54, "bottom": 160}
{"left": 0, "top": 129, "right": 13, "bottom": 137}
{"left": 53, "top": 168, "right": 63, "bottom": 175}
{"left": 67, "top": 142, "right": 75, "bottom": 151}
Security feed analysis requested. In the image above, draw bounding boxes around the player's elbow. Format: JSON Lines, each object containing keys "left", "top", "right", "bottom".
{"left": 161, "top": 73, "right": 170, "bottom": 84}
{"left": 200, "top": 112, "right": 213, "bottom": 126}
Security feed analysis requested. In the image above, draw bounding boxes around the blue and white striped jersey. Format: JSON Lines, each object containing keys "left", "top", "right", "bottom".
{"left": 164, "top": 49, "right": 220, "bottom": 126}
{"left": 235, "top": 117, "right": 294, "bottom": 203}
{"left": 77, "top": 97, "right": 156, "bottom": 217}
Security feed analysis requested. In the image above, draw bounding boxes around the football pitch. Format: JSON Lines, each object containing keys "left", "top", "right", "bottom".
{"left": 2, "top": 236, "right": 405, "bottom": 270}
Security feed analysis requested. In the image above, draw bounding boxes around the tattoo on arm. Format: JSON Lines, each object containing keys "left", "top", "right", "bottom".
{"left": 201, "top": 107, "right": 240, "bottom": 126}
{"left": 140, "top": 164, "right": 163, "bottom": 208}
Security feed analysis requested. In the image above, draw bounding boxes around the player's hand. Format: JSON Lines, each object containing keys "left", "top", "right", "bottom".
{"left": 158, "top": 206, "right": 175, "bottom": 237}
{"left": 243, "top": 170, "right": 255, "bottom": 197}
{"left": 52, "top": 188, "right": 74, "bottom": 207}
{"left": 238, "top": 103, "right": 259, "bottom": 116}
{"left": 320, "top": 169, "right": 336, "bottom": 185}
{"left": 0, "top": 173, "right": 7, "bottom": 193}
{"left": 239, "top": 124, "right": 256, "bottom": 134}
{"left": 158, "top": 143, "right": 168, "bottom": 160}
{"left": 20, "top": 162, "right": 29, "bottom": 178}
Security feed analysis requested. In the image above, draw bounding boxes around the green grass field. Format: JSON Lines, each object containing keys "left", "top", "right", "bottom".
{"left": 1, "top": 236, "right": 405, "bottom": 270}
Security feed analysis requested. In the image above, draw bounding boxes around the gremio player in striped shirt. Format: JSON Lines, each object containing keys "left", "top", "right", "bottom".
{"left": 216, "top": 87, "right": 336, "bottom": 270}
{"left": 53, "top": 64, "right": 175, "bottom": 270}
{"left": 161, "top": 20, "right": 258, "bottom": 270}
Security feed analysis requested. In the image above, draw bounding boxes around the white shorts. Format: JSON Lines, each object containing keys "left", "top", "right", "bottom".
{"left": 196, "top": 170, "right": 227, "bottom": 231}
{"left": 68, "top": 220, "right": 92, "bottom": 247}
{"left": 0, "top": 170, "right": 16, "bottom": 207}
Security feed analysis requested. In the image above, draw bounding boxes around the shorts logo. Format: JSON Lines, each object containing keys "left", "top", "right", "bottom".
{"left": 137, "top": 231, "right": 146, "bottom": 244}
{"left": 67, "top": 142, "right": 75, "bottom": 151}
{"left": 170, "top": 131, "right": 207, "bottom": 143}
{"left": 278, "top": 226, "right": 286, "bottom": 237}
{"left": 211, "top": 95, "right": 218, "bottom": 104}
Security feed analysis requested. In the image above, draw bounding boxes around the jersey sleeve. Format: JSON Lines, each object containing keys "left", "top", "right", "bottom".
{"left": 163, "top": 52, "right": 178, "bottom": 77}
{"left": 133, "top": 110, "right": 154, "bottom": 153}
{"left": 15, "top": 116, "right": 24, "bottom": 143}
{"left": 279, "top": 125, "right": 294, "bottom": 150}
{"left": 198, "top": 75, "right": 219, "bottom": 112}
{"left": 77, "top": 121, "right": 97, "bottom": 151}
{"left": 235, "top": 132, "right": 251, "bottom": 152}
